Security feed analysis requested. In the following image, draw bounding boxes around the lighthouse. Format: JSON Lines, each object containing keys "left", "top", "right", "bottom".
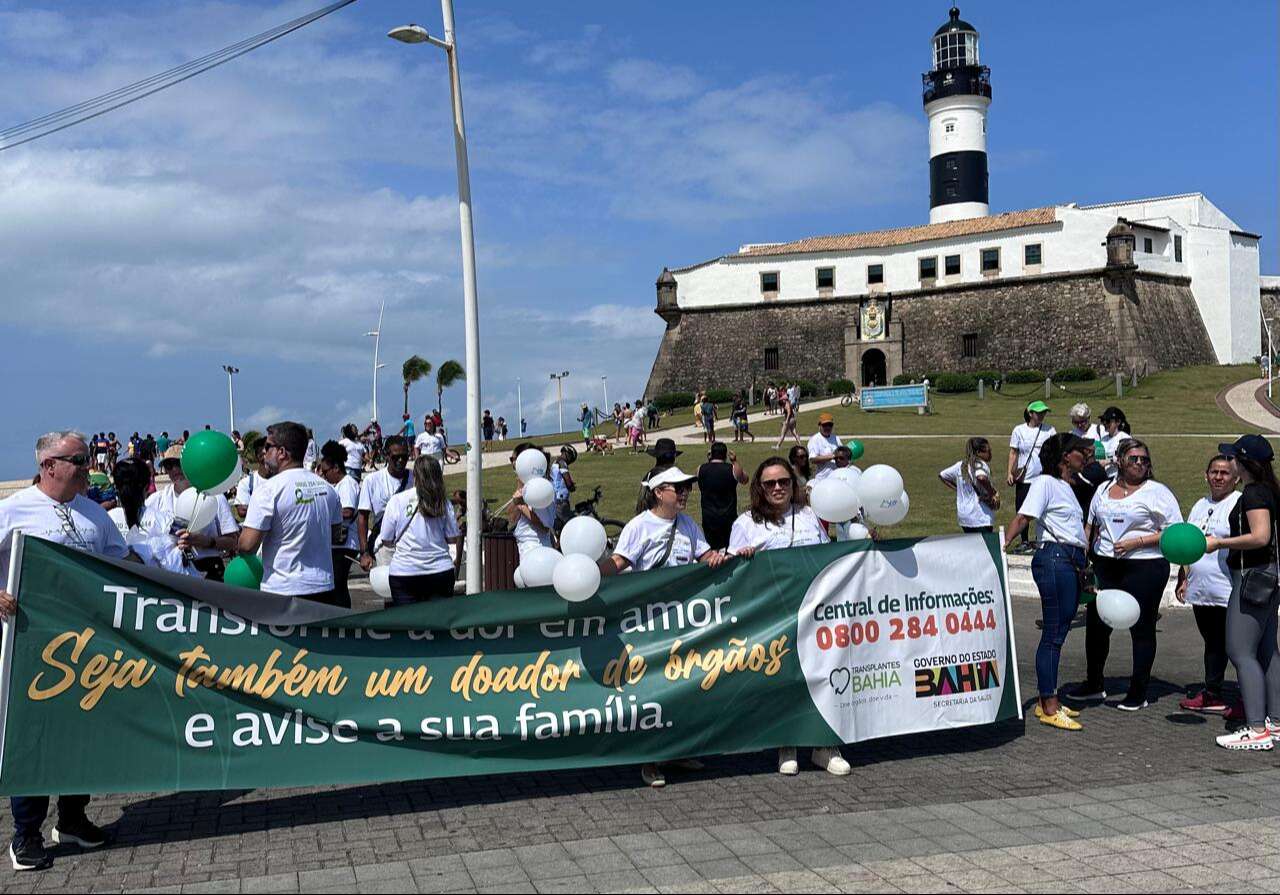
{"left": 923, "top": 6, "right": 991, "bottom": 224}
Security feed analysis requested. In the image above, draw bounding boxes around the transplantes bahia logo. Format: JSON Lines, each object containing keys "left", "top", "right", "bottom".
{"left": 827, "top": 661, "right": 901, "bottom": 695}
{"left": 913, "top": 650, "right": 999, "bottom": 698}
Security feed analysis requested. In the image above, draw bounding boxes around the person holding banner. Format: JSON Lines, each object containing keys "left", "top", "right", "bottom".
{"left": 376, "top": 455, "right": 460, "bottom": 603}
{"left": 149, "top": 447, "right": 240, "bottom": 579}
{"left": 0, "top": 431, "right": 128, "bottom": 870}
{"left": 729, "top": 457, "right": 850, "bottom": 777}
{"left": 238, "top": 422, "right": 343, "bottom": 606}
{"left": 602, "top": 467, "right": 729, "bottom": 787}
{"left": 1004, "top": 433, "right": 1093, "bottom": 731}
{"left": 1072, "top": 438, "right": 1182, "bottom": 712}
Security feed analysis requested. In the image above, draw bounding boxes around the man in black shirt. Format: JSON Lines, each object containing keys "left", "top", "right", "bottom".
{"left": 697, "top": 441, "right": 748, "bottom": 550}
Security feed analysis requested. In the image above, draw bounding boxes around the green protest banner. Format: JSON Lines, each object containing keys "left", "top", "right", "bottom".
{"left": 0, "top": 531, "right": 1020, "bottom": 796}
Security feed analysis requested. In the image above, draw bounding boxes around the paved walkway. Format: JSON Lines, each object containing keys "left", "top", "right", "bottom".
{"left": 10, "top": 595, "right": 1280, "bottom": 894}
{"left": 1219, "top": 378, "right": 1280, "bottom": 434}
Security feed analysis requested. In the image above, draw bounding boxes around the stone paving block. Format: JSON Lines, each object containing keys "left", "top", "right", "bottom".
{"left": 468, "top": 864, "right": 530, "bottom": 887}
{"left": 355, "top": 879, "right": 416, "bottom": 894}
{"left": 640, "top": 862, "right": 705, "bottom": 887}
{"left": 178, "top": 880, "right": 242, "bottom": 894}
{"left": 531, "top": 876, "right": 593, "bottom": 894}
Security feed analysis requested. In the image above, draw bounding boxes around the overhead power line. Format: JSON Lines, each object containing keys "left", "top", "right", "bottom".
{"left": 0, "top": 0, "right": 358, "bottom": 152}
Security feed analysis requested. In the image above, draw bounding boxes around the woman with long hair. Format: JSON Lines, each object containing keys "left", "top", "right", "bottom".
{"left": 787, "top": 444, "right": 811, "bottom": 495}
{"left": 339, "top": 423, "right": 366, "bottom": 483}
{"left": 112, "top": 458, "right": 190, "bottom": 574}
{"left": 1004, "top": 433, "right": 1094, "bottom": 730}
{"left": 376, "top": 455, "right": 460, "bottom": 604}
{"left": 1067, "top": 438, "right": 1182, "bottom": 711}
{"left": 939, "top": 437, "right": 1000, "bottom": 533}
{"left": 730, "top": 457, "right": 847, "bottom": 777}
{"left": 775, "top": 385, "right": 800, "bottom": 448}
{"left": 1095, "top": 406, "right": 1131, "bottom": 468}
{"left": 1204, "top": 435, "right": 1280, "bottom": 750}
{"left": 316, "top": 440, "right": 360, "bottom": 608}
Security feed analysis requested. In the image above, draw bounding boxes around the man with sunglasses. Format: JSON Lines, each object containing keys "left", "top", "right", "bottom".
{"left": 0, "top": 431, "right": 128, "bottom": 871}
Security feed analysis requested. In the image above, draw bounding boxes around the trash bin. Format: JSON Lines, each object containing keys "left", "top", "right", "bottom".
{"left": 482, "top": 531, "right": 519, "bottom": 591}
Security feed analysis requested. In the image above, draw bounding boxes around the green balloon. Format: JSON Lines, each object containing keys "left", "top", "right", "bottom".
{"left": 181, "top": 430, "right": 240, "bottom": 493}
{"left": 847, "top": 440, "right": 865, "bottom": 461}
{"left": 1093, "top": 440, "right": 1106, "bottom": 460}
{"left": 224, "top": 555, "right": 263, "bottom": 590}
{"left": 1161, "top": 522, "right": 1207, "bottom": 566}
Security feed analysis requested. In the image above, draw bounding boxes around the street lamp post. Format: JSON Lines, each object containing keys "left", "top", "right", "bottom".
{"left": 221, "top": 365, "right": 239, "bottom": 432}
{"left": 601, "top": 375, "right": 608, "bottom": 418}
{"left": 365, "top": 300, "right": 385, "bottom": 426}
{"left": 390, "top": 6, "right": 484, "bottom": 594}
{"left": 550, "top": 371, "right": 569, "bottom": 434}
{"left": 516, "top": 377, "right": 523, "bottom": 439}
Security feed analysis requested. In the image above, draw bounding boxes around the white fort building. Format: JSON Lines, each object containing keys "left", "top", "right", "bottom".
{"left": 644, "top": 7, "right": 1266, "bottom": 396}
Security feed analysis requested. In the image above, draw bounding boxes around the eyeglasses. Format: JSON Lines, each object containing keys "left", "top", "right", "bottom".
{"left": 760, "top": 477, "right": 792, "bottom": 489}
{"left": 660, "top": 483, "right": 693, "bottom": 494}
{"left": 264, "top": 441, "right": 281, "bottom": 452}
{"left": 48, "top": 454, "right": 89, "bottom": 467}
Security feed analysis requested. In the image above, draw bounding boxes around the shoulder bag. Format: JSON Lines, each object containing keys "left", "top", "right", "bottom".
{"left": 1239, "top": 505, "right": 1280, "bottom": 609}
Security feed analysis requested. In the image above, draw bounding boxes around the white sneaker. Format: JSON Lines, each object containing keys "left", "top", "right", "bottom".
{"left": 1216, "top": 728, "right": 1274, "bottom": 751}
{"left": 812, "top": 747, "right": 851, "bottom": 776}
{"left": 1267, "top": 717, "right": 1280, "bottom": 744}
{"left": 640, "top": 763, "right": 666, "bottom": 787}
{"left": 777, "top": 748, "right": 799, "bottom": 776}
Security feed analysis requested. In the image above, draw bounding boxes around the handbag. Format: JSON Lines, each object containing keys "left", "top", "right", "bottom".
{"left": 1239, "top": 517, "right": 1280, "bottom": 609}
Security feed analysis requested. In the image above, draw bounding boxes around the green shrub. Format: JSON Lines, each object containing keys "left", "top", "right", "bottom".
{"left": 792, "top": 379, "right": 820, "bottom": 397}
{"left": 652, "top": 392, "right": 694, "bottom": 412}
{"left": 972, "top": 369, "right": 1001, "bottom": 383}
{"left": 1052, "top": 366, "right": 1097, "bottom": 382}
{"left": 827, "top": 378, "right": 855, "bottom": 395}
{"left": 934, "top": 373, "right": 978, "bottom": 393}
{"left": 1004, "top": 369, "right": 1046, "bottom": 384}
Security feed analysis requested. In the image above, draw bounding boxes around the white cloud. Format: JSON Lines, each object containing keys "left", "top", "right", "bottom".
{"left": 607, "top": 59, "right": 703, "bottom": 102}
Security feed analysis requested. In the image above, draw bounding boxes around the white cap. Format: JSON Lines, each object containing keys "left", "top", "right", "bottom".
{"left": 645, "top": 467, "right": 697, "bottom": 489}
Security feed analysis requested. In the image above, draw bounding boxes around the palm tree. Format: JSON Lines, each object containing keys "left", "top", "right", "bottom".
{"left": 435, "top": 359, "right": 465, "bottom": 418}
{"left": 402, "top": 355, "right": 432, "bottom": 418}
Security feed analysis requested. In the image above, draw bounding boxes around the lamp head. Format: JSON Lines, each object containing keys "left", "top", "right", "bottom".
{"left": 388, "top": 24, "right": 430, "bottom": 44}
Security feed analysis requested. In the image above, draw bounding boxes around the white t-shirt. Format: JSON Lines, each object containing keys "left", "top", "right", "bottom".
{"left": 939, "top": 460, "right": 996, "bottom": 529}
{"left": 358, "top": 468, "right": 413, "bottom": 518}
{"left": 243, "top": 467, "right": 340, "bottom": 596}
{"left": 1098, "top": 429, "right": 1133, "bottom": 464}
{"left": 303, "top": 438, "right": 318, "bottom": 469}
{"left": 513, "top": 503, "right": 556, "bottom": 557}
{"left": 233, "top": 472, "right": 266, "bottom": 508}
{"left": 145, "top": 485, "right": 239, "bottom": 560}
{"left": 1009, "top": 424, "right": 1056, "bottom": 480}
{"left": 1073, "top": 423, "right": 1105, "bottom": 441}
{"left": 414, "top": 432, "right": 446, "bottom": 459}
{"left": 1019, "top": 475, "right": 1085, "bottom": 547}
{"left": 339, "top": 437, "right": 365, "bottom": 472}
{"left": 377, "top": 491, "right": 459, "bottom": 577}
{"left": 130, "top": 506, "right": 197, "bottom": 576}
{"left": 1184, "top": 492, "right": 1239, "bottom": 606}
{"left": 335, "top": 475, "right": 361, "bottom": 552}
{"left": 728, "top": 506, "right": 829, "bottom": 552}
{"left": 614, "top": 511, "right": 710, "bottom": 571}
{"left": 1088, "top": 480, "right": 1184, "bottom": 560}
{"left": 0, "top": 486, "right": 129, "bottom": 582}
{"left": 806, "top": 432, "right": 842, "bottom": 482}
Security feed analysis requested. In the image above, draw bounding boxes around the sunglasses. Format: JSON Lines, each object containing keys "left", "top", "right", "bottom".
{"left": 1125, "top": 455, "right": 1151, "bottom": 466}
{"left": 760, "top": 477, "right": 792, "bottom": 489}
{"left": 48, "top": 454, "right": 90, "bottom": 467}
{"left": 660, "top": 483, "right": 693, "bottom": 494}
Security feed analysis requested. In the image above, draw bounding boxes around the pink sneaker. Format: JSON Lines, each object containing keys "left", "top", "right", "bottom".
{"left": 1223, "top": 700, "right": 1247, "bottom": 724}
{"left": 1179, "top": 691, "right": 1228, "bottom": 713}
{"left": 1217, "top": 727, "right": 1274, "bottom": 751}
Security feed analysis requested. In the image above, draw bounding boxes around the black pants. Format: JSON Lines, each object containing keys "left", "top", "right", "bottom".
{"left": 331, "top": 550, "right": 356, "bottom": 609}
{"left": 1192, "top": 604, "right": 1229, "bottom": 697}
{"left": 1085, "top": 555, "right": 1171, "bottom": 702}
{"left": 1014, "top": 482, "right": 1032, "bottom": 543}
{"left": 10, "top": 795, "right": 89, "bottom": 843}
{"left": 389, "top": 570, "right": 455, "bottom": 605}
{"left": 704, "top": 517, "right": 733, "bottom": 551}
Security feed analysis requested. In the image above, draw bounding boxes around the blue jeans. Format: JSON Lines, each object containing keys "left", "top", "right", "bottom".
{"left": 1031, "top": 542, "right": 1084, "bottom": 697}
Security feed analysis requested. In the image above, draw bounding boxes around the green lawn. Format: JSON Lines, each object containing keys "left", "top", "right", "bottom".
{"left": 479, "top": 365, "right": 1260, "bottom": 538}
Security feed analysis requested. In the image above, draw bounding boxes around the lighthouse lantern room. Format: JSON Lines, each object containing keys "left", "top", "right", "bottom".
{"left": 923, "top": 6, "right": 991, "bottom": 224}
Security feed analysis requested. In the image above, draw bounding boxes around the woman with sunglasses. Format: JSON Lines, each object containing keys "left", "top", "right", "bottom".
{"left": 602, "top": 467, "right": 729, "bottom": 787}
{"left": 1067, "top": 438, "right": 1182, "bottom": 712}
{"left": 1004, "top": 433, "right": 1094, "bottom": 730}
{"left": 729, "top": 457, "right": 849, "bottom": 777}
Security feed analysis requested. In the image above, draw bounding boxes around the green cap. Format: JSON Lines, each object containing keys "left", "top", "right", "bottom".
{"left": 1026, "top": 401, "right": 1050, "bottom": 413}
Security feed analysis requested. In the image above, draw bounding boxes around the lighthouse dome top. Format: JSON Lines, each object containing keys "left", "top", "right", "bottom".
{"left": 934, "top": 6, "right": 977, "bottom": 37}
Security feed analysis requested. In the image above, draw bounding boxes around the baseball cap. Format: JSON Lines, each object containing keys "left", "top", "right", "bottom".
{"left": 645, "top": 467, "right": 697, "bottom": 489}
{"left": 1026, "top": 401, "right": 1050, "bottom": 414}
{"left": 818, "top": 412, "right": 835, "bottom": 425}
{"left": 1218, "top": 434, "right": 1274, "bottom": 463}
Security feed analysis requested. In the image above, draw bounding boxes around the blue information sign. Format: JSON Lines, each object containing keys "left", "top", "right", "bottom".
{"left": 860, "top": 384, "right": 930, "bottom": 410}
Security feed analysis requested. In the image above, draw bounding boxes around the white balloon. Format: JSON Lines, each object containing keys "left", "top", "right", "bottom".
{"left": 369, "top": 565, "right": 392, "bottom": 598}
{"left": 809, "top": 478, "right": 861, "bottom": 523}
{"left": 519, "top": 546, "right": 562, "bottom": 587}
{"left": 857, "top": 465, "right": 904, "bottom": 514}
{"left": 830, "top": 466, "right": 863, "bottom": 491}
{"left": 513, "top": 567, "right": 526, "bottom": 589}
{"left": 865, "top": 490, "right": 909, "bottom": 526}
{"left": 205, "top": 467, "right": 242, "bottom": 496}
{"left": 173, "top": 487, "right": 218, "bottom": 532}
{"left": 1096, "top": 588, "right": 1140, "bottom": 630}
{"left": 515, "top": 448, "right": 548, "bottom": 483}
{"left": 553, "top": 553, "right": 601, "bottom": 603}
{"left": 837, "top": 521, "right": 870, "bottom": 542}
{"left": 560, "top": 516, "right": 608, "bottom": 559}
{"left": 108, "top": 507, "right": 129, "bottom": 537}
{"left": 522, "top": 477, "right": 555, "bottom": 510}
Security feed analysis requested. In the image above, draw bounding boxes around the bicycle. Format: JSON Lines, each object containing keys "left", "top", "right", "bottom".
{"left": 839, "top": 389, "right": 859, "bottom": 408}
{"left": 571, "top": 486, "right": 627, "bottom": 545}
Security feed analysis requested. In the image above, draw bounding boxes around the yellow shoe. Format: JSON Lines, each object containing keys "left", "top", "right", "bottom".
{"left": 1033, "top": 703, "right": 1080, "bottom": 720}
{"left": 1037, "top": 707, "right": 1082, "bottom": 731}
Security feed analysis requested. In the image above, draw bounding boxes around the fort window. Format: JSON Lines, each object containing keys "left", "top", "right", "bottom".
{"left": 1174, "top": 235, "right": 1183, "bottom": 262}
{"left": 764, "top": 347, "right": 779, "bottom": 371}
{"left": 867, "top": 264, "right": 884, "bottom": 285}
{"left": 944, "top": 254, "right": 961, "bottom": 276}
{"left": 981, "top": 248, "right": 1000, "bottom": 273}
{"left": 919, "top": 257, "right": 937, "bottom": 280}
{"left": 816, "top": 267, "right": 835, "bottom": 290}
{"left": 1024, "top": 243, "right": 1042, "bottom": 266}
{"left": 1142, "top": 237, "right": 1153, "bottom": 254}
{"left": 760, "top": 271, "right": 779, "bottom": 294}
{"left": 962, "top": 333, "right": 979, "bottom": 358}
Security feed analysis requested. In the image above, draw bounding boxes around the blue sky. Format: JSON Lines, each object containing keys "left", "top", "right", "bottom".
{"left": 0, "top": 1, "right": 1274, "bottom": 477}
